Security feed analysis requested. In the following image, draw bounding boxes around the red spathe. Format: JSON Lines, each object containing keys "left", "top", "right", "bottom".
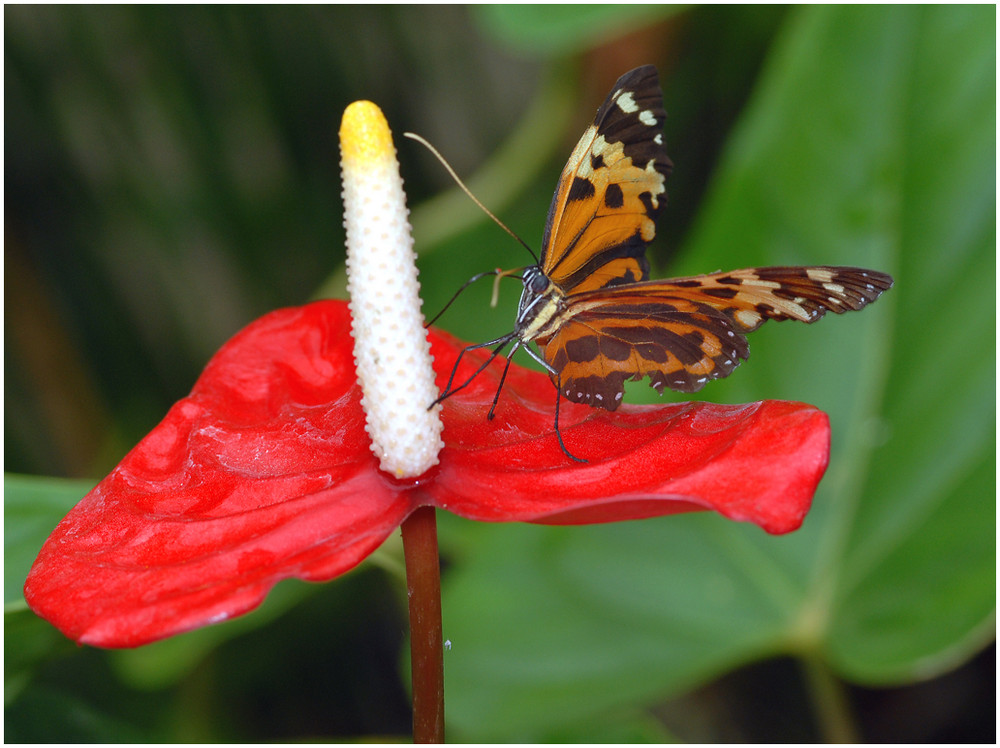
{"left": 25, "top": 300, "right": 829, "bottom": 648}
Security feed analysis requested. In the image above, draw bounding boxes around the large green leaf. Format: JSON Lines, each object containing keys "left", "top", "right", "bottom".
{"left": 473, "top": 5, "right": 681, "bottom": 56}
{"left": 441, "top": 5, "right": 994, "bottom": 740}
{"left": 5, "top": 686, "right": 152, "bottom": 742}
{"left": 4, "top": 475, "right": 94, "bottom": 608}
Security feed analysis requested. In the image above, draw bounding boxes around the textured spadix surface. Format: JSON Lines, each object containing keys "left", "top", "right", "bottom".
{"left": 340, "top": 100, "right": 443, "bottom": 478}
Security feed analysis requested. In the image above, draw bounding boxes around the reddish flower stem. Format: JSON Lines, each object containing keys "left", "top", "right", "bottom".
{"left": 400, "top": 505, "right": 445, "bottom": 743}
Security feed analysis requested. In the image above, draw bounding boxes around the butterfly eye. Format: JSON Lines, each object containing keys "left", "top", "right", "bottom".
{"left": 525, "top": 269, "right": 548, "bottom": 294}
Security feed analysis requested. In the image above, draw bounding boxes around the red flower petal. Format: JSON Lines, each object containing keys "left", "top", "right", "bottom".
{"left": 25, "top": 304, "right": 414, "bottom": 647}
{"left": 426, "top": 328, "right": 829, "bottom": 533}
{"left": 25, "top": 300, "right": 828, "bottom": 647}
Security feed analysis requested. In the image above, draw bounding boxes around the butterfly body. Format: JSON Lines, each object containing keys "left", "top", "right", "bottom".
{"left": 512, "top": 266, "right": 564, "bottom": 342}
{"left": 434, "top": 65, "right": 892, "bottom": 457}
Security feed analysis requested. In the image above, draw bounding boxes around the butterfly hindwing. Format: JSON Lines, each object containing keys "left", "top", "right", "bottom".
{"left": 540, "top": 295, "right": 750, "bottom": 408}
{"left": 539, "top": 65, "right": 673, "bottom": 295}
{"left": 650, "top": 266, "right": 895, "bottom": 331}
{"left": 538, "top": 266, "right": 893, "bottom": 409}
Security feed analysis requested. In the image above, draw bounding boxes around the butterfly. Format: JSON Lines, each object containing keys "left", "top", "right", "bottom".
{"left": 432, "top": 65, "right": 893, "bottom": 462}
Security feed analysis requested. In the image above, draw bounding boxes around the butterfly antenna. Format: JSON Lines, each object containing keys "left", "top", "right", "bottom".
{"left": 404, "top": 131, "right": 540, "bottom": 264}
{"left": 425, "top": 269, "right": 500, "bottom": 328}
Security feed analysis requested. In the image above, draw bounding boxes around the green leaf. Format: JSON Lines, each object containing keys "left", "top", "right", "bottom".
{"left": 5, "top": 607, "right": 80, "bottom": 705}
{"left": 107, "top": 579, "right": 320, "bottom": 691}
{"left": 4, "top": 474, "right": 94, "bottom": 608}
{"left": 441, "top": 5, "right": 994, "bottom": 740}
{"left": 540, "top": 709, "right": 677, "bottom": 743}
{"left": 473, "top": 5, "right": 683, "bottom": 56}
{"left": 5, "top": 685, "right": 152, "bottom": 742}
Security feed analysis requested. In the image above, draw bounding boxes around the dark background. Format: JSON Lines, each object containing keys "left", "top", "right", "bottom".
{"left": 6, "top": 6, "right": 994, "bottom": 742}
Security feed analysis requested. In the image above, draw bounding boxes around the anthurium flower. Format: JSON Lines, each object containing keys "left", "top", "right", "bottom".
{"left": 24, "top": 100, "right": 830, "bottom": 650}
{"left": 23, "top": 298, "right": 829, "bottom": 647}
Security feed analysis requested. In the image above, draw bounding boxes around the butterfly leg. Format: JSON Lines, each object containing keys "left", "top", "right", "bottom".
{"left": 554, "top": 372, "right": 587, "bottom": 464}
{"left": 428, "top": 333, "right": 516, "bottom": 409}
{"left": 486, "top": 341, "right": 520, "bottom": 420}
{"left": 515, "top": 344, "right": 586, "bottom": 462}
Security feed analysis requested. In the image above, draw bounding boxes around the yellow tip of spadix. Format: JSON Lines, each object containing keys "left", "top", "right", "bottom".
{"left": 339, "top": 101, "right": 395, "bottom": 168}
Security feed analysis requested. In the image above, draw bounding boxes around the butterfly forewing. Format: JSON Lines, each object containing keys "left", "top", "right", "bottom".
{"left": 540, "top": 65, "right": 673, "bottom": 294}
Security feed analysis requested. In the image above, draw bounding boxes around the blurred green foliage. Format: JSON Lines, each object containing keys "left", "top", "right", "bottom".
{"left": 5, "top": 5, "right": 994, "bottom": 742}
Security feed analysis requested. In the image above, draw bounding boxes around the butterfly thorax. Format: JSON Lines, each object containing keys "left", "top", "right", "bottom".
{"left": 515, "top": 266, "right": 567, "bottom": 344}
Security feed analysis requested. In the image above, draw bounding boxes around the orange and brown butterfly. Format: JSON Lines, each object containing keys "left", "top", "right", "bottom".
{"left": 433, "top": 65, "right": 893, "bottom": 461}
